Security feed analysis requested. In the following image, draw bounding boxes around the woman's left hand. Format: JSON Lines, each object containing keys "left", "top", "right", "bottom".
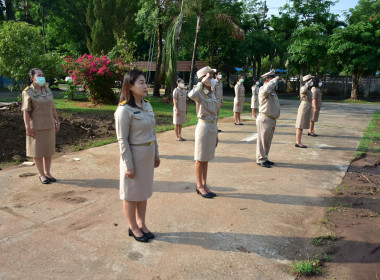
{"left": 154, "top": 157, "right": 160, "bottom": 168}
{"left": 55, "top": 122, "right": 60, "bottom": 133}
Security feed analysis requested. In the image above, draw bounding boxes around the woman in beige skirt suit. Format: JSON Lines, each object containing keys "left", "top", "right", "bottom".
{"left": 233, "top": 75, "right": 245, "bottom": 125}
{"left": 115, "top": 70, "right": 160, "bottom": 242}
{"left": 295, "top": 74, "right": 313, "bottom": 148}
{"left": 309, "top": 77, "right": 322, "bottom": 137}
{"left": 173, "top": 78, "right": 187, "bottom": 141}
{"left": 251, "top": 80, "right": 260, "bottom": 119}
{"left": 188, "top": 66, "right": 218, "bottom": 199}
{"left": 21, "top": 68, "right": 60, "bottom": 184}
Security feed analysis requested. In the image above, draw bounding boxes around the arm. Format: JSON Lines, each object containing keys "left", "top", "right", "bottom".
{"left": 235, "top": 85, "right": 240, "bottom": 105}
{"left": 21, "top": 90, "right": 34, "bottom": 137}
{"left": 23, "top": 111, "right": 35, "bottom": 137}
{"left": 115, "top": 107, "right": 134, "bottom": 173}
{"left": 188, "top": 82, "right": 203, "bottom": 103}
{"left": 52, "top": 105, "right": 60, "bottom": 132}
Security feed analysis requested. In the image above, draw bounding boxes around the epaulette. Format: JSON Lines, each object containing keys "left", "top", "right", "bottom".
{"left": 144, "top": 99, "right": 150, "bottom": 103}
{"left": 24, "top": 86, "right": 30, "bottom": 91}
{"left": 119, "top": 100, "right": 127, "bottom": 106}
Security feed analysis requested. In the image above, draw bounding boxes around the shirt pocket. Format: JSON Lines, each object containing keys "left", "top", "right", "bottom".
{"left": 133, "top": 114, "right": 144, "bottom": 120}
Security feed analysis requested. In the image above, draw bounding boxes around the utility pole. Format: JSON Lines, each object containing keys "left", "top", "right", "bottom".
{"left": 262, "top": 0, "right": 268, "bottom": 21}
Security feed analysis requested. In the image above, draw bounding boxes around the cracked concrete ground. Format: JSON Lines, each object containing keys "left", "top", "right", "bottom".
{"left": 0, "top": 99, "right": 378, "bottom": 280}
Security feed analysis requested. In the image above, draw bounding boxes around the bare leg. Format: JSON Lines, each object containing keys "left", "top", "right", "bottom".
{"left": 43, "top": 157, "right": 53, "bottom": 177}
{"left": 237, "top": 112, "right": 241, "bottom": 123}
{"left": 195, "top": 161, "right": 207, "bottom": 194}
{"left": 309, "top": 121, "right": 315, "bottom": 135}
{"left": 123, "top": 200, "right": 143, "bottom": 237}
{"left": 34, "top": 157, "right": 47, "bottom": 180}
{"left": 136, "top": 200, "right": 149, "bottom": 233}
{"left": 234, "top": 112, "right": 238, "bottom": 123}
{"left": 175, "top": 125, "right": 179, "bottom": 139}
{"left": 178, "top": 125, "right": 182, "bottom": 139}
{"left": 296, "top": 128, "right": 303, "bottom": 145}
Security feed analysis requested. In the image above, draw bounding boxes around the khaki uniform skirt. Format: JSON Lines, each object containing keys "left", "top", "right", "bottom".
{"left": 295, "top": 101, "right": 312, "bottom": 129}
{"left": 233, "top": 96, "right": 245, "bottom": 113}
{"left": 173, "top": 110, "right": 186, "bottom": 125}
{"left": 194, "top": 121, "right": 218, "bottom": 162}
{"left": 311, "top": 108, "right": 320, "bottom": 122}
{"left": 26, "top": 128, "right": 55, "bottom": 158}
{"left": 120, "top": 145, "right": 155, "bottom": 201}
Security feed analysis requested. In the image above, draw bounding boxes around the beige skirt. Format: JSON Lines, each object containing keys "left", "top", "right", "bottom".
{"left": 173, "top": 110, "right": 186, "bottom": 125}
{"left": 26, "top": 128, "right": 55, "bottom": 158}
{"left": 119, "top": 145, "right": 155, "bottom": 201}
{"left": 194, "top": 121, "right": 218, "bottom": 162}
{"left": 233, "top": 96, "right": 245, "bottom": 112}
{"left": 311, "top": 108, "right": 320, "bottom": 122}
{"left": 295, "top": 101, "right": 312, "bottom": 129}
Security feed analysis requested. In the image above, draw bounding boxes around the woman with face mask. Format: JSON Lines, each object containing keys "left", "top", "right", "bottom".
{"left": 251, "top": 80, "right": 260, "bottom": 119}
{"left": 21, "top": 68, "right": 60, "bottom": 184}
{"left": 295, "top": 74, "right": 314, "bottom": 148}
{"left": 188, "top": 66, "right": 218, "bottom": 199}
{"left": 173, "top": 78, "right": 187, "bottom": 141}
{"left": 233, "top": 75, "right": 246, "bottom": 125}
{"left": 309, "top": 77, "right": 322, "bottom": 137}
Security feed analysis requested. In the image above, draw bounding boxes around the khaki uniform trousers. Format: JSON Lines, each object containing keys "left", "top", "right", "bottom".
{"left": 256, "top": 114, "right": 276, "bottom": 163}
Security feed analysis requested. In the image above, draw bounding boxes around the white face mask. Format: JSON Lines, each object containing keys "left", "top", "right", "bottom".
{"left": 180, "top": 83, "right": 185, "bottom": 88}
{"left": 309, "top": 81, "right": 313, "bottom": 87}
{"left": 217, "top": 74, "right": 222, "bottom": 79}
{"left": 256, "top": 82, "right": 260, "bottom": 86}
{"left": 210, "top": 78, "right": 217, "bottom": 88}
{"left": 319, "top": 82, "right": 322, "bottom": 87}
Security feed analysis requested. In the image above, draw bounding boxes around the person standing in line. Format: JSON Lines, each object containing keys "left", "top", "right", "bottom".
{"left": 309, "top": 77, "right": 322, "bottom": 137}
{"left": 188, "top": 66, "right": 218, "bottom": 199}
{"left": 173, "top": 78, "right": 187, "bottom": 141}
{"left": 21, "top": 68, "right": 60, "bottom": 184}
{"left": 295, "top": 74, "right": 313, "bottom": 148}
{"left": 256, "top": 71, "right": 280, "bottom": 168}
{"left": 213, "top": 70, "right": 224, "bottom": 132}
{"left": 251, "top": 80, "right": 260, "bottom": 119}
{"left": 115, "top": 70, "right": 160, "bottom": 243}
{"left": 233, "top": 75, "right": 245, "bottom": 125}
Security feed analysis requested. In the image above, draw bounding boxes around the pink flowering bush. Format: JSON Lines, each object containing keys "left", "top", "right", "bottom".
{"left": 63, "top": 54, "right": 134, "bottom": 104}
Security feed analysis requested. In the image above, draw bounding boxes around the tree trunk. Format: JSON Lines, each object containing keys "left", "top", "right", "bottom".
{"left": 40, "top": 4, "right": 47, "bottom": 52}
{"left": 256, "top": 55, "right": 262, "bottom": 81}
{"left": 24, "top": 0, "right": 34, "bottom": 24}
{"left": 299, "top": 63, "right": 306, "bottom": 90}
{"left": 4, "top": 0, "right": 15, "bottom": 20}
{"left": 188, "top": 14, "right": 202, "bottom": 90}
{"left": 365, "top": 75, "right": 372, "bottom": 99}
{"left": 351, "top": 71, "right": 359, "bottom": 100}
{"left": 153, "top": 22, "right": 163, "bottom": 97}
{"left": 252, "top": 56, "right": 257, "bottom": 79}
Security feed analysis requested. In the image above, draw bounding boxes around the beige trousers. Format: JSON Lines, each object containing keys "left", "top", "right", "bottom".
{"left": 256, "top": 115, "right": 276, "bottom": 163}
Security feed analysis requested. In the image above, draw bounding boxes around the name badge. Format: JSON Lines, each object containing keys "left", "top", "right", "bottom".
{"left": 133, "top": 111, "right": 140, "bottom": 114}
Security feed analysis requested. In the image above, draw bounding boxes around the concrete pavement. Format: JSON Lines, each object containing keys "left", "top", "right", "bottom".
{"left": 0, "top": 99, "right": 379, "bottom": 279}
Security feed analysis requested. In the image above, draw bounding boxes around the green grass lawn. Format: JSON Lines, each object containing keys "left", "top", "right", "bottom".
{"left": 355, "top": 111, "right": 380, "bottom": 156}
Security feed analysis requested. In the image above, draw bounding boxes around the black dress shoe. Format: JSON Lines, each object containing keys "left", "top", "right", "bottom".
{"left": 128, "top": 228, "right": 149, "bottom": 242}
{"left": 265, "top": 160, "right": 275, "bottom": 165}
{"left": 218, "top": 129, "right": 222, "bottom": 132}
{"left": 46, "top": 176, "right": 57, "bottom": 182}
{"left": 239, "top": 123, "right": 244, "bottom": 125}
{"left": 141, "top": 229, "right": 155, "bottom": 239}
{"left": 257, "top": 162, "right": 271, "bottom": 168}
{"left": 295, "top": 144, "right": 307, "bottom": 148}
{"left": 308, "top": 133, "right": 318, "bottom": 137}
{"left": 196, "top": 188, "right": 213, "bottom": 198}
{"left": 39, "top": 176, "right": 50, "bottom": 184}
{"left": 207, "top": 191, "right": 217, "bottom": 197}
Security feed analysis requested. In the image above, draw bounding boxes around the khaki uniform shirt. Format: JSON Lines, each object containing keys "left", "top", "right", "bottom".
{"left": 300, "top": 86, "right": 312, "bottom": 102}
{"left": 311, "top": 87, "right": 322, "bottom": 109}
{"left": 234, "top": 82, "right": 245, "bottom": 99}
{"left": 114, "top": 100, "right": 159, "bottom": 170}
{"left": 251, "top": 85, "right": 260, "bottom": 108}
{"left": 258, "top": 79, "right": 280, "bottom": 119}
{"left": 188, "top": 82, "right": 218, "bottom": 121}
{"left": 21, "top": 84, "right": 55, "bottom": 130}
{"left": 213, "top": 80, "right": 223, "bottom": 104}
{"left": 173, "top": 87, "right": 187, "bottom": 111}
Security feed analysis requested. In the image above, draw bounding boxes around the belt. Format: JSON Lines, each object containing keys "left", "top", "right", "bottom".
{"left": 199, "top": 119, "right": 216, "bottom": 124}
{"left": 130, "top": 141, "right": 154, "bottom": 146}
{"left": 260, "top": 113, "right": 278, "bottom": 120}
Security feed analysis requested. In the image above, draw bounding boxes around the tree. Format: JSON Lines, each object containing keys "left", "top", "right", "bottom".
{"left": 328, "top": 0, "right": 380, "bottom": 99}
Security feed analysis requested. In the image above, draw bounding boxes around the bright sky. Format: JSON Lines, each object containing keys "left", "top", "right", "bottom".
{"left": 266, "top": 0, "right": 359, "bottom": 20}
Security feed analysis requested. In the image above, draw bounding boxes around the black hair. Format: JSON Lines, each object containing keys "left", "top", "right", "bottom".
{"left": 177, "top": 78, "right": 184, "bottom": 84}
{"left": 312, "top": 77, "right": 320, "bottom": 87}
{"left": 238, "top": 75, "right": 245, "bottom": 79}
{"left": 28, "top": 68, "right": 42, "bottom": 84}
{"left": 120, "top": 69, "right": 145, "bottom": 107}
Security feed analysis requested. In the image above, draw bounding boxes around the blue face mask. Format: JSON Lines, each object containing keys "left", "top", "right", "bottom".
{"left": 36, "top": 76, "right": 46, "bottom": 86}
{"left": 240, "top": 79, "right": 245, "bottom": 83}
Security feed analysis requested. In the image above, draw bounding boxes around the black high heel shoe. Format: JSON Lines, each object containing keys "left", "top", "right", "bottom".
{"left": 46, "top": 176, "right": 57, "bottom": 182}
{"left": 140, "top": 229, "right": 155, "bottom": 239}
{"left": 128, "top": 228, "right": 149, "bottom": 242}
{"left": 204, "top": 185, "right": 216, "bottom": 197}
{"left": 39, "top": 176, "right": 50, "bottom": 184}
{"left": 196, "top": 188, "right": 213, "bottom": 199}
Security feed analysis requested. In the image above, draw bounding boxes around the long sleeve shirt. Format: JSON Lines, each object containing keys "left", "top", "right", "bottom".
{"left": 188, "top": 82, "right": 218, "bottom": 121}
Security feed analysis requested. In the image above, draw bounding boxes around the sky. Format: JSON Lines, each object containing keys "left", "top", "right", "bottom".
{"left": 266, "top": 0, "right": 360, "bottom": 20}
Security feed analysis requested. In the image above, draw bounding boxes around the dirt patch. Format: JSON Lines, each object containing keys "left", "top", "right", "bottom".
{"left": 0, "top": 103, "right": 172, "bottom": 165}
{"left": 300, "top": 153, "right": 380, "bottom": 279}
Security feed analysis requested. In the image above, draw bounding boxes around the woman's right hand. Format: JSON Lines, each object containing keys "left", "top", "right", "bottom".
{"left": 176, "top": 111, "right": 180, "bottom": 116}
{"left": 125, "top": 169, "right": 135, "bottom": 179}
{"left": 26, "top": 127, "right": 35, "bottom": 138}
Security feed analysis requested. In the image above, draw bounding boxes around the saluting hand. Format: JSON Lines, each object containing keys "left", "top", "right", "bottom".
{"left": 154, "top": 157, "right": 160, "bottom": 168}
{"left": 125, "top": 169, "right": 135, "bottom": 179}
